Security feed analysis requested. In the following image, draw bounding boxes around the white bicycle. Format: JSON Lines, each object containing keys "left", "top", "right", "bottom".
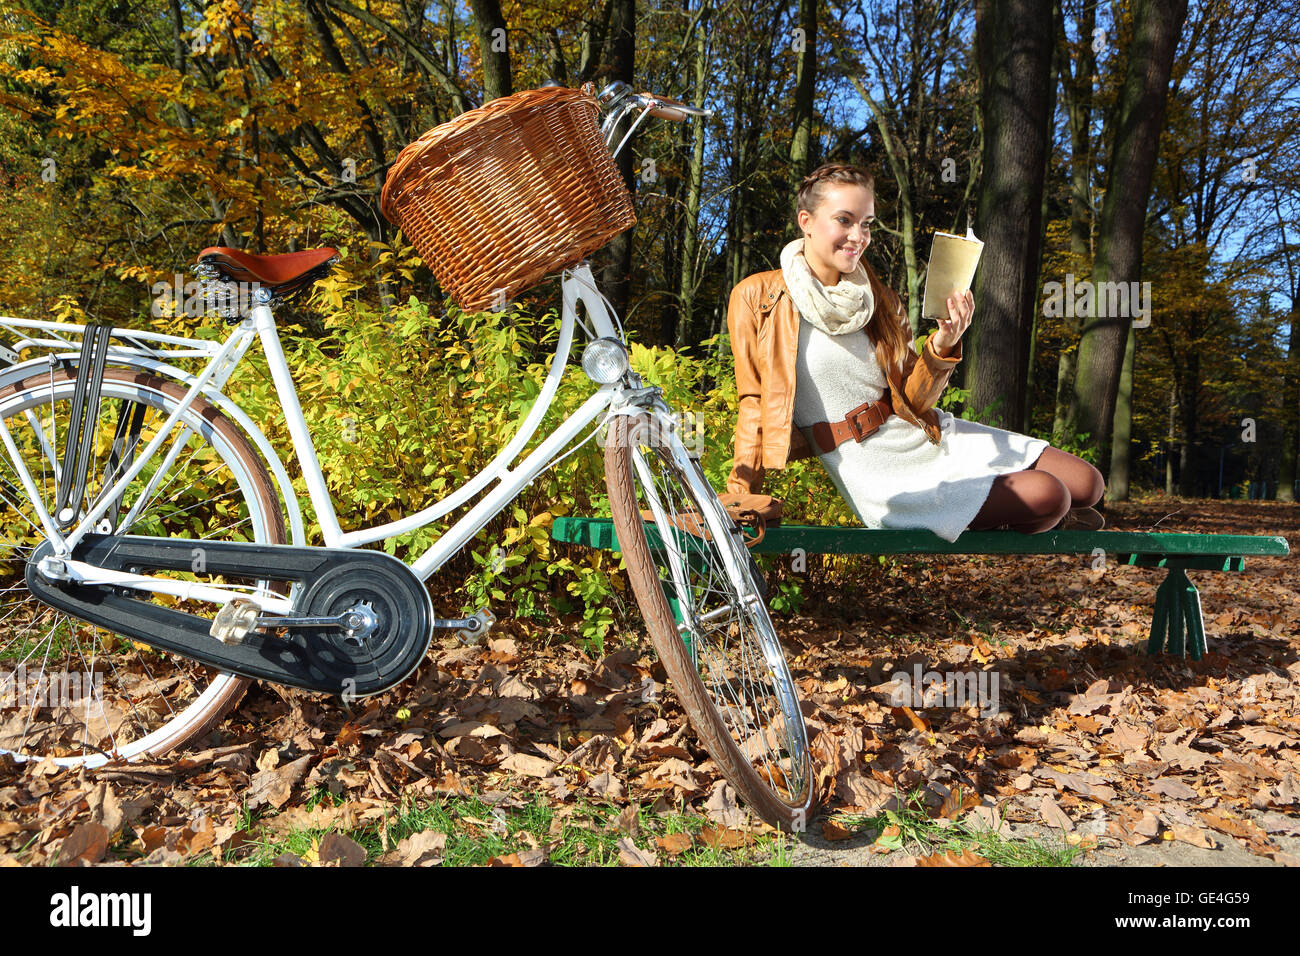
{"left": 0, "top": 82, "right": 813, "bottom": 829}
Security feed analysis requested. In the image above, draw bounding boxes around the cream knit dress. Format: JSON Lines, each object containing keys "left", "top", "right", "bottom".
{"left": 791, "top": 319, "right": 1049, "bottom": 542}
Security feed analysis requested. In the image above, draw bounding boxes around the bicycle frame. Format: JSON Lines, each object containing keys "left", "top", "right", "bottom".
{"left": 0, "top": 90, "right": 703, "bottom": 612}
{"left": 0, "top": 262, "right": 658, "bottom": 610}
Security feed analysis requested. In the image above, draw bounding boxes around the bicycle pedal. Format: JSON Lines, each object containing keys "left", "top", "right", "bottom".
{"left": 456, "top": 607, "right": 496, "bottom": 645}
{"left": 210, "top": 598, "right": 260, "bottom": 645}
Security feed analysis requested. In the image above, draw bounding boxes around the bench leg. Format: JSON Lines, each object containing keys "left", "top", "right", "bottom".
{"left": 1146, "top": 567, "right": 1207, "bottom": 661}
{"left": 1184, "top": 578, "right": 1207, "bottom": 660}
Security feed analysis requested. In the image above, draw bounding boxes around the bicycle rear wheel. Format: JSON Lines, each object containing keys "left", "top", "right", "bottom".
{"left": 604, "top": 409, "right": 813, "bottom": 830}
{"left": 0, "top": 368, "right": 285, "bottom": 766}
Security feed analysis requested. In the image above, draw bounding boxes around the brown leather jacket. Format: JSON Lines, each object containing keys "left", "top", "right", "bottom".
{"left": 725, "top": 268, "right": 964, "bottom": 495}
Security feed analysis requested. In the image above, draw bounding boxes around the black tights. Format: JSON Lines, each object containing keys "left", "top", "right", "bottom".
{"left": 967, "top": 446, "right": 1105, "bottom": 533}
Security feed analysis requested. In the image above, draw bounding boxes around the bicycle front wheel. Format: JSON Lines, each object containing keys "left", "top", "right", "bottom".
{"left": 604, "top": 410, "right": 814, "bottom": 830}
{"left": 0, "top": 368, "right": 286, "bottom": 767}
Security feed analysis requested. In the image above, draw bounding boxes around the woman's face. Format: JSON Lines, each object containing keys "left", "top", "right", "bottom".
{"left": 797, "top": 184, "right": 875, "bottom": 286}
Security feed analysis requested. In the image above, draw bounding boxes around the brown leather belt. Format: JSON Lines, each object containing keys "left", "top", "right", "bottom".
{"left": 807, "top": 393, "right": 894, "bottom": 455}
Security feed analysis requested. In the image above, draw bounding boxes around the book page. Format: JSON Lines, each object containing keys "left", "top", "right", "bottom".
{"left": 921, "top": 228, "right": 984, "bottom": 320}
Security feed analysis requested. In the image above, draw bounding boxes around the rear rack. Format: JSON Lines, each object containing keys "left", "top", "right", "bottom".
{"left": 0, "top": 315, "right": 226, "bottom": 368}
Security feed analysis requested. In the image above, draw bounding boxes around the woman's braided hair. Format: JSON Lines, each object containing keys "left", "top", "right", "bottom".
{"left": 795, "top": 163, "right": 912, "bottom": 373}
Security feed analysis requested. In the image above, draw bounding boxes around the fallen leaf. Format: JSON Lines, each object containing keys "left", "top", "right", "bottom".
{"left": 317, "top": 833, "right": 366, "bottom": 867}
{"left": 615, "top": 804, "right": 639, "bottom": 838}
{"left": 1038, "top": 795, "right": 1074, "bottom": 831}
{"left": 385, "top": 830, "right": 446, "bottom": 867}
{"left": 1168, "top": 824, "right": 1217, "bottom": 849}
{"left": 488, "top": 848, "right": 546, "bottom": 866}
{"left": 1151, "top": 778, "right": 1198, "bottom": 800}
{"left": 698, "top": 826, "right": 752, "bottom": 850}
{"left": 822, "top": 820, "right": 853, "bottom": 841}
{"left": 498, "top": 753, "right": 556, "bottom": 778}
{"left": 617, "top": 837, "right": 658, "bottom": 866}
{"left": 1238, "top": 726, "right": 1293, "bottom": 750}
{"left": 891, "top": 706, "right": 930, "bottom": 732}
{"left": 916, "top": 848, "right": 990, "bottom": 866}
{"left": 246, "top": 754, "right": 315, "bottom": 811}
{"left": 871, "top": 823, "right": 903, "bottom": 853}
{"left": 58, "top": 822, "right": 108, "bottom": 866}
{"left": 656, "top": 832, "right": 693, "bottom": 856}
{"left": 702, "top": 781, "right": 748, "bottom": 828}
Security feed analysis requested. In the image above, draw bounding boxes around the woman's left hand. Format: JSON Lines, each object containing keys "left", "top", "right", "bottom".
{"left": 932, "top": 290, "right": 973, "bottom": 355}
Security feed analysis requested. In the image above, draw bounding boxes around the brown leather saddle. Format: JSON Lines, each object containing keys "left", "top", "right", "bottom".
{"left": 195, "top": 246, "right": 339, "bottom": 304}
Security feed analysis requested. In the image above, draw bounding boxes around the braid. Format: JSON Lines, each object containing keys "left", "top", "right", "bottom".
{"left": 796, "top": 164, "right": 875, "bottom": 220}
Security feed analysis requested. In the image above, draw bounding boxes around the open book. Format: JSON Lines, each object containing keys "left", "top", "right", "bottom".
{"left": 921, "top": 227, "right": 984, "bottom": 320}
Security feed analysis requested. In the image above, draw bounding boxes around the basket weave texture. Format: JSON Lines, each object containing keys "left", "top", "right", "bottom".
{"left": 380, "top": 85, "right": 636, "bottom": 311}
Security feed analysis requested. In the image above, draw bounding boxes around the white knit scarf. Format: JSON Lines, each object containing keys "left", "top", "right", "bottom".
{"left": 780, "top": 238, "right": 875, "bottom": 335}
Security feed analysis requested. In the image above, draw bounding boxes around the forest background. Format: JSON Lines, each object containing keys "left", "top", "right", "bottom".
{"left": 1, "top": 0, "right": 1298, "bottom": 637}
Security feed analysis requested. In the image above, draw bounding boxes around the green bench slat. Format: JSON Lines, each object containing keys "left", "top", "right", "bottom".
{"left": 551, "top": 516, "right": 1289, "bottom": 559}
{"left": 552, "top": 516, "right": 1289, "bottom": 663}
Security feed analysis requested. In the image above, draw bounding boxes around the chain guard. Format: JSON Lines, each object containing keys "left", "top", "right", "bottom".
{"left": 27, "top": 535, "right": 433, "bottom": 697}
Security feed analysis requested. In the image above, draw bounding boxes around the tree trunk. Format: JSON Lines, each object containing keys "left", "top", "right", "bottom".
{"left": 597, "top": 0, "right": 636, "bottom": 322}
{"left": 675, "top": 0, "right": 711, "bottom": 351}
{"left": 468, "top": 0, "right": 512, "bottom": 101}
{"left": 1165, "top": 384, "right": 1176, "bottom": 495}
{"left": 1109, "top": 323, "right": 1136, "bottom": 499}
{"left": 1025, "top": 31, "right": 1061, "bottom": 432}
{"left": 1070, "top": 0, "right": 1188, "bottom": 477}
{"left": 1280, "top": 302, "right": 1299, "bottom": 501}
{"left": 969, "top": 0, "right": 1056, "bottom": 432}
{"left": 1051, "top": 0, "right": 1096, "bottom": 445}
{"left": 789, "top": 0, "right": 817, "bottom": 190}
{"left": 1177, "top": 349, "right": 1199, "bottom": 496}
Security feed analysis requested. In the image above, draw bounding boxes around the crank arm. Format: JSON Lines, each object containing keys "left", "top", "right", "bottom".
{"left": 212, "top": 600, "right": 380, "bottom": 645}
{"left": 432, "top": 607, "right": 496, "bottom": 644}
{"left": 258, "top": 608, "right": 376, "bottom": 631}
{"left": 257, "top": 614, "right": 351, "bottom": 628}
{"left": 433, "top": 616, "right": 481, "bottom": 630}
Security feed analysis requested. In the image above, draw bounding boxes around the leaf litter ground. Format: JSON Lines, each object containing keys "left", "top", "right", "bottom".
{"left": 1, "top": 497, "right": 1296, "bottom": 867}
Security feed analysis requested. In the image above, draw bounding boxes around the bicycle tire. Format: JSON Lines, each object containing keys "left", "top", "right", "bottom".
{"left": 604, "top": 409, "right": 814, "bottom": 830}
{"left": 0, "top": 369, "right": 285, "bottom": 766}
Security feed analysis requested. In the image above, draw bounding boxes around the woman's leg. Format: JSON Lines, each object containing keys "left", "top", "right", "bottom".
{"left": 967, "top": 446, "right": 1106, "bottom": 533}
{"left": 968, "top": 469, "right": 1071, "bottom": 533}
{"left": 1027, "top": 446, "right": 1106, "bottom": 508}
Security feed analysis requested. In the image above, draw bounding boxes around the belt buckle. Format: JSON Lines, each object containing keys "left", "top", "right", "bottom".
{"left": 845, "top": 400, "right": 874, "bottom": 442}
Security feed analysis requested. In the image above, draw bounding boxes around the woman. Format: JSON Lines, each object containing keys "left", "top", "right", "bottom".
{"left": 725, "top": 163, "right": 1104, "bottom": 540}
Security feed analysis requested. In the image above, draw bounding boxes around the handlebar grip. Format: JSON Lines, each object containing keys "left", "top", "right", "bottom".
{"left": 637, "top": 91, "right": 711, "bottom": 121}
{"left": 648, "top": 103, "right": 691, "bottom": 121}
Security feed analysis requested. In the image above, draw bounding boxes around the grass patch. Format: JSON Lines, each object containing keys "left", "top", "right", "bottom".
{"left": 831, "top": 789, "right": 1084, "bottom": 867}
{"left": 221, "top": 786, "right": 791, "bottom": 867}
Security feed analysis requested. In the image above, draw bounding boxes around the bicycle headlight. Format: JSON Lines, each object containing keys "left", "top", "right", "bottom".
{"left": 582, "top": 337, "right": 629, "bottom": 384}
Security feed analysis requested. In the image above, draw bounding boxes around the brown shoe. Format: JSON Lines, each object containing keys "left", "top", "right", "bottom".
{"left": 1056, "top": 506, "right": 1106, "bottom": 531}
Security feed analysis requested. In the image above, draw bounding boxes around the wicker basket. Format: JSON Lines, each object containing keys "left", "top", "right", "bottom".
{"left": 380, "top": 84, "right": 636, "bottom": 312}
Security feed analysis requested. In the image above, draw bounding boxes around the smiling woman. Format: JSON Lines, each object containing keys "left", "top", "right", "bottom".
{"left": 725, "top": 163, "right": 1105, "bottom": 540}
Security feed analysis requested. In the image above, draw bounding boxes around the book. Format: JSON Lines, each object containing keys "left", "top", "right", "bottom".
{"left": 921, "top": 227, "right": 984, "bottom": 320}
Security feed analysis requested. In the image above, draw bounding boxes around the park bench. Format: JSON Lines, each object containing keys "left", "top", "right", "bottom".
{"left": 551, "top": 518, "right": 1290, "bottom": 661}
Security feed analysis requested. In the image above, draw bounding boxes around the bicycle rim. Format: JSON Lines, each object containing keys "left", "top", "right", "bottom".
{"left": 0, "top": 369, "right": 284, "bottom": 767}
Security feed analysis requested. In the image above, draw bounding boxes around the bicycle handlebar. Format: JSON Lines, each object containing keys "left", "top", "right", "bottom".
{"left": 596, "top": 81, "right": 711, "bottom": 156}
{"left": 636, "top": 92, "right": 712, "bottom": 121}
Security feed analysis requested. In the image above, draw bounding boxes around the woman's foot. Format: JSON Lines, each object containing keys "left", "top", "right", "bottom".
{"left": 1055, "top": 506, "right": 1106, "bottom": 531}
